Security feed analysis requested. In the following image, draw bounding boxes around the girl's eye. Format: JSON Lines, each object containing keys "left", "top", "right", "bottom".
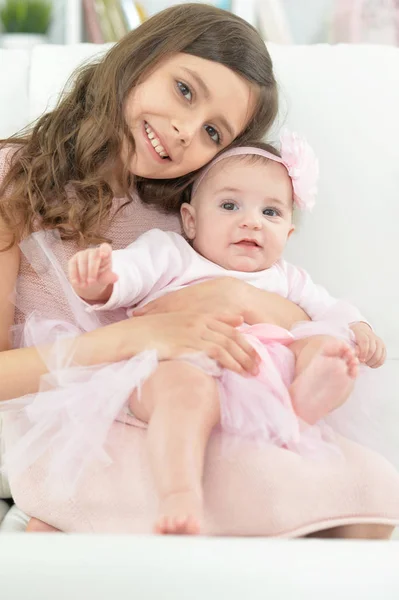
{"left": 221, "top": 202, "right": 238, "bottom": 211}
{"left": 263, "top": 208, "right": 280, "bottom": 217}
{"left": 177, "top": 81, "right": 192, "bottom": 102}
{"left": 204, "top": 124, "right": 221, "bottom": 145}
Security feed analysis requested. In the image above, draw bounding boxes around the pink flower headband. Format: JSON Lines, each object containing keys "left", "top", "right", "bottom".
{"left": 192, "top": 131, "right": 319, "bottom": 211}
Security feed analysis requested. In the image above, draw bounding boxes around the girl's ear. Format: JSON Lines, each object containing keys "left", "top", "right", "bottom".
{"left": 180, "top": 202, "right": 197, "bottom": 240}
{"left": 287, "top": 224, "right": 295, "bottom": 239}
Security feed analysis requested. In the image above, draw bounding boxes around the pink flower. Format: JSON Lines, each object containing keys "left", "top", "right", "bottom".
{"left": 280, "top": 130, "right": 319, "bottom": 211}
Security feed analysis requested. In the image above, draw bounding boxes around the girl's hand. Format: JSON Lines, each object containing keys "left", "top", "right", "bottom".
{"left": 133, "top": 277, "right": 309, "bottom": 328}
{"left": 350, "top": 322, "right": 386, "bottom": 368}
{"left": 107, "top": 311, "right": 260, "bottom": 376}
{"left": 68, "top": 243, "right": 118, "bottom": 302}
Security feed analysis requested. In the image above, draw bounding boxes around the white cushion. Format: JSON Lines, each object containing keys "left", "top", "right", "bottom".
{"left": 0, "top": 49, "right": 30, "bottom": 138}
{"left": 0, "top": 504, "right": 29, "bottom": 532}
{"left": 0, "top": 499, "right": 9, "bottom": 524}
{"left": 0, "top": 417, "right": 11, "bottom": 498}
{"left": 268, "top": 43, "right": 399, "bottom": 356}
{"left": 266, "top": 44, "right": 399, "bottom": 469}
{"left": 1, "top": 535, "right": 399, "bottom": 598}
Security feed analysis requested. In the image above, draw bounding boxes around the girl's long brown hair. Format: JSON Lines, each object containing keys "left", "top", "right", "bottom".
{"left": 0, "top": 3, "right": 278, "bottom": 248}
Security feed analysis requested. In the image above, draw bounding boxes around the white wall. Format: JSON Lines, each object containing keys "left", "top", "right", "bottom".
{"left": 283, "top": 0, "right": 334, "bottom": 43}
{"left": 48, "top": 0, "right": 66, "bottom": 44}
{"left": 9, "top": 0, "right": 335, "bottom": 45}
{"left": 143, "top": 1, "right": 335, "bottom": 42}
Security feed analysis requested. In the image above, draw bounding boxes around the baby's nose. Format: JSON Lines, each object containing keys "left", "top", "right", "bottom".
{"left": 240, "top": 213, "right": 262, "bottom": 229}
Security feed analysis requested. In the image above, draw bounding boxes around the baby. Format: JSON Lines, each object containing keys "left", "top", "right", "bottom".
{"left": 68, "top": 133, "right": 385, "bottom": 534}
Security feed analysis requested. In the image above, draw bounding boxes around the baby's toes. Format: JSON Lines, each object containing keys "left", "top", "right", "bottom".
{"left": 154, "top": 516, "right": 169, "bottom": 534}
{"left": 348, "top": 361, "right": 358, "bottom": 378}
{"left": 321, "top": 340, "right": 346, "bottom": 358}
{"left": 346, "top": 354, "right": 359, "bottom": 376}
{"left": 175, "top": 517, "right": 189, "bottom": 533}
{"left": 340, "top": 343, "right": 353, "bottom": 358}
{"left": 340, "top": 344, "right": 354, "bottom": 361}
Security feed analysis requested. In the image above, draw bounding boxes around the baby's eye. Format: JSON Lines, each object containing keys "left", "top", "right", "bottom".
{"left": 177, "top": 81, "right": 192, "bottom": 102}
{"left": 263, "top": 208, "right": 280, "bottom": 217}
{"left": 221, "top": 202, "right": 238, "bottom": 211}
{"left": 204, "top": 125, "right": 221, "bottom": 145}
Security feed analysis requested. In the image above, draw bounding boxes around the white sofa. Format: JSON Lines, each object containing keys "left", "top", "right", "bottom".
{"left": 0, "top": 42, "right": 398, "bottom": 597}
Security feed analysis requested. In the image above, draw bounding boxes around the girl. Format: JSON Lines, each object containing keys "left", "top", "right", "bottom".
{"left": 0, "top": 5, "right": 398, "bottom": 538}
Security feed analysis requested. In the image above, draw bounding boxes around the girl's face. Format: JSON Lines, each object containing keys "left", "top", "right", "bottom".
{"left": 181, "top": 158, "right": 295, "bottom": 273}
{"left": 122, "top": 53, "right": 257, "bottom": 179}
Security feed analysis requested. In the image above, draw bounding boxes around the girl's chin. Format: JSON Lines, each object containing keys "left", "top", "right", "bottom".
{"left": 130, "top": 161, "right": 183, "bottom": 180}
{"left": 133, "top": 169, "right": 178, "bottom": 180}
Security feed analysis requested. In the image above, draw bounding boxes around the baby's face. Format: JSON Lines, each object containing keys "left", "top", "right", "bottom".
{"left": 181, "top": 158, "right": 294, "bottom": 272}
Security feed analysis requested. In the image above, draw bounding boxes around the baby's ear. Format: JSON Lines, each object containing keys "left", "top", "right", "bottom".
{"left": 287, "top": 224, "right": 295, "bottom": 239}
{"left": 180, "top": 203, "right": 197, "bottom": 240}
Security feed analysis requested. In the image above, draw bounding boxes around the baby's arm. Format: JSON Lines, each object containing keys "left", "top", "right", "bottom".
{"left": 68, "top": 243, "right": 117, "bottom": 303}
{"left": 68, "top": 229, "right": 185, "bottom": 310}
{"left": 284, "top": 261, "right": 365, "bottom": 324}
{"left": 284, "top": 262, "right": 385, "bottom": 367}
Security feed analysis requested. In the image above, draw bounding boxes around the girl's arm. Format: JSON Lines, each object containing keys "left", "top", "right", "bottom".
{"left": 134, "top": 277, "right": 310, "bottom": 329}
{"left": 0, "top": 311, "right": 260, "bottom": 402}
{"left": 0, "top": 225, "right": 51, "bottom": 401}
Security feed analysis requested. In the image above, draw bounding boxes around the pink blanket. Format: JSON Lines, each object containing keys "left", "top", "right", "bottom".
{"left": 5, "top": 418, "right": 399, "bottom": 536}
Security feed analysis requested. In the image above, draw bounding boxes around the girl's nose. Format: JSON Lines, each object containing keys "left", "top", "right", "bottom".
{"left": 171, "top": 118, "right": 197, "bottom": 146}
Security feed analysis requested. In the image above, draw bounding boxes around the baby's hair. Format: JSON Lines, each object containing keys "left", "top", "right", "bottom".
{"left": 0, "top": 3, "right": 277, "bottom": 249}
{"left": 189, "top": 140, "right": 281, "bottom": 201}
{"left": 189, "top": 140, "right": 298, "bottom": 224}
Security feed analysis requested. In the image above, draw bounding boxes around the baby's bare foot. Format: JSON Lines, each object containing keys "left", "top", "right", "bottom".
{"left": 154, "top": 490, "right": 203, "bottom": 535}
{"left": 290, "top": 340, "right": 358, "bottom": 425}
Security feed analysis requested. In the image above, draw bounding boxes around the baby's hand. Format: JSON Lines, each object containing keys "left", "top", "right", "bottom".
{"left": 350, "top": 322, "right": 386, "bottom": 368}
{"left": 68, "top": 243, "right": 118, "bottom": 302}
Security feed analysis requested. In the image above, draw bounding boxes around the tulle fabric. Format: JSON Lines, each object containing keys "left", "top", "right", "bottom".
{"left": 1, "top": 318, "right": 342, "bottom": 494}
{"left": 1, "top": 230, "right": 396, "bottom": 495}
{"left": 217, "top": 323, "right": 340, "bottom": 458}
{"left": 2, "top": 343, "right": 158, "bottom": 491}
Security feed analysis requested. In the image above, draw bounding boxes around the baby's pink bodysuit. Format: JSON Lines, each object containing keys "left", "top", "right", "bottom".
{"left": 88, "top": 228, "right": 365, "bottom": 326}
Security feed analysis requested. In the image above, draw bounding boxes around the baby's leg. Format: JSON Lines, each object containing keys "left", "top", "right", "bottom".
{"left": 289, "top": 335, "right": 358, "bottom": 425}
{"left": 129, "top": 360, "right": 220, "bottom": 535}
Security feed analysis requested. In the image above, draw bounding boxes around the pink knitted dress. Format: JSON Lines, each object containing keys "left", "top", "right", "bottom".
{"left": 1, "top": 146, "right": 399, "bottom": 536}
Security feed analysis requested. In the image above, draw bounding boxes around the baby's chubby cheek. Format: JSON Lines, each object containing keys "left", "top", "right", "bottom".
{"left": 192, "top": 230, "right": 224, "bottom": 262}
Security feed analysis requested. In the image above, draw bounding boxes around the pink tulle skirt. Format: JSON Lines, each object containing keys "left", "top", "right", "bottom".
{"left": 0, "top": 231, "right": 396, "bottom": 495}
{"left": 1, "top": 317, "right": 343, "bottom": 488}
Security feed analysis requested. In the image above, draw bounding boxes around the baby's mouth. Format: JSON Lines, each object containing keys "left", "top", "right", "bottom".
{"left": 235, "top": 239, "right": 261, "bottom": 248}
